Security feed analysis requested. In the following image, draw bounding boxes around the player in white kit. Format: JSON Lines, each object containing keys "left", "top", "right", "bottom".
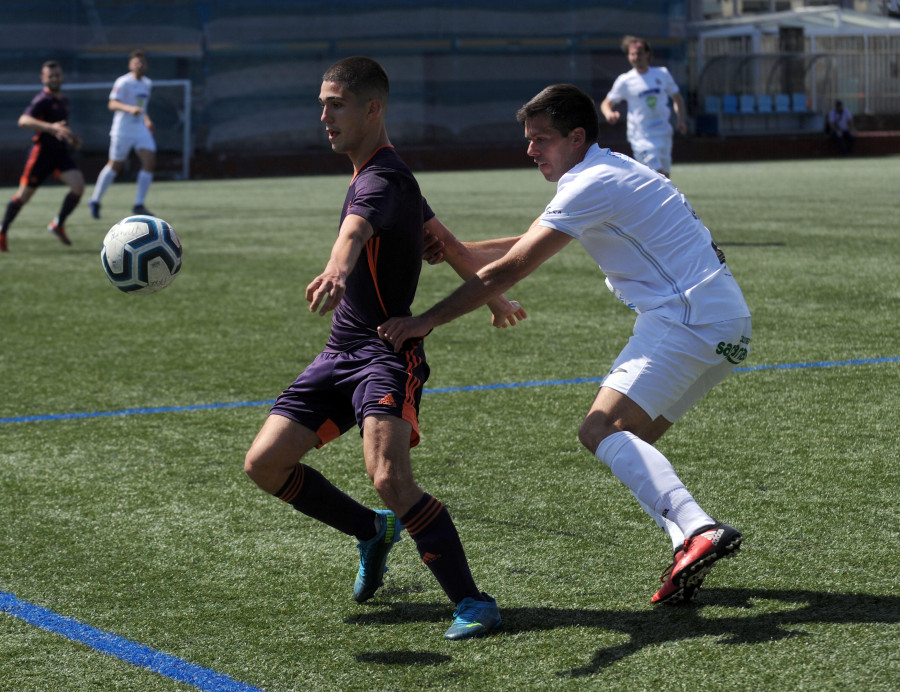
{"left": 378, "top": 84, "right": 751, "bottom": 605}
{"left": 89, "top": 50, "right": 156, "bottom": 219}
{"left": 600, "top": 36, "right": 686, "bottom": 177}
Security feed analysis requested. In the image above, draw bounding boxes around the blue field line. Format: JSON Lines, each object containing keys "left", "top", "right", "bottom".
{"left": 0, "top": 591, "right": 264, "bottom": 691}
{"left": 0, "top": 356, "right": 897, "bottom": 426}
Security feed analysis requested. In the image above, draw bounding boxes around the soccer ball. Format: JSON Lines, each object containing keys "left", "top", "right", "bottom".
{"left": 100, "top": 215, "right": 182, "bottom": 294}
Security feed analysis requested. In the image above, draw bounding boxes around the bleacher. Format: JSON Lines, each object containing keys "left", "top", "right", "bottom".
{"left": 0, "top": 0, "right": 685, "bottom": 168}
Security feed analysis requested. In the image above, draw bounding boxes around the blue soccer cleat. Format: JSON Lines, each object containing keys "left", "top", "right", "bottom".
{"left": 89, "top": 200, "right": 101, "bottom": 219}
{"left": 353, "top": 509, "right": 402, "bottom": 603}
{"left": 444, "top": 593, "right": 502, "bottom": 640}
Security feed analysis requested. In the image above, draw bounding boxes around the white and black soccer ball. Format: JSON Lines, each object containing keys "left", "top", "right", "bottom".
{"left": 100, "top": 215, "right": 182, "bottom": 294}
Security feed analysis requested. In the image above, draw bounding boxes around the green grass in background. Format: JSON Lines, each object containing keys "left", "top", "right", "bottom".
{"left": 1, "top": 157, "right": 898, "bottom": 691}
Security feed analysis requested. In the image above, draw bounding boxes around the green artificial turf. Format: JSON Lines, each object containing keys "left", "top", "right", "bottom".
{"left": 1, "top": 156, "right": 898, "bottom": 691}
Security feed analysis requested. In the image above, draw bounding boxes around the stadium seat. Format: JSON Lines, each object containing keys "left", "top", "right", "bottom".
{"left": 756, "top": 94, "right": 773, "bottom": 113}
{"left": 722, "top": 94, "right": 738, "bottom": 114}
{"left": 739, "top": 94, "right": 755, "bottom": 114}
{"left": 775, "top": 93, "right": 791, "bottom": 113}
{"left": 704, "top": 95, "right": 721, "bottom": 114}
{"left": 792, "top": 93, "right": 809, "bottom": 112}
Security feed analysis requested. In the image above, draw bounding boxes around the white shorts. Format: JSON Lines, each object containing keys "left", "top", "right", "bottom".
{"left": 601, "top": 312, "right": 751, "bottom": 423}
{"left": 632, "top": 138, "right": 672, "bottom": 174}
{"left": 109, "top": 128, "right": 156, "bottom": 162}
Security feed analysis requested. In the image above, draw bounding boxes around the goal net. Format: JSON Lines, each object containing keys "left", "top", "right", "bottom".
{"left": 0, "top": 79, "right": 192, "bottom": 179}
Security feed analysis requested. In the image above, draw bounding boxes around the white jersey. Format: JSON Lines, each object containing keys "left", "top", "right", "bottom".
{"left": 108, "top": 72, "right": 152, "bottom": 137}
{"left": 538, "top": 145, "right": 750, "bottom": 325}
{"left": 606, "top": 66, "right": 679, "bottom": 151}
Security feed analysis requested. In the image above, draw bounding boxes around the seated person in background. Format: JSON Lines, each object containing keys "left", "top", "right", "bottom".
{"left": 827, "top": 100, "right": 854, "bottom": 155}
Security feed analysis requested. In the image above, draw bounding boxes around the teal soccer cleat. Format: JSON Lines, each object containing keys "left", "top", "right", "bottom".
{"left": 353, "top": 509, "right": 402, "bottom": 603}
{"left": 444, "top": 593, "right": 502, "bottom": 640}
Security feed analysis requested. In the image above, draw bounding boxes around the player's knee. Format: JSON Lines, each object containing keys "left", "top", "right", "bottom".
{"left": 370, "top": 469, "right": 394, "bottom": 498}
{"left": 370, "top": 465, "right": 413, "bottom": 505}
{"left": 578, "top": 420, "right": 601, "bottom": 453}
{"left": 578, "top": 413, "right": 618, "bottom": 453}
{"left": 243, "top": 447, "right": 266, "bottom": 481}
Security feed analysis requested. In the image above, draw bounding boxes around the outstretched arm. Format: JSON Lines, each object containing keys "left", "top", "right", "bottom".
{"left": 424, "top": 216, "right": 526, "bottom": 327}
{"left": 380, "top": 222, "right": 573, "bottom": 350}
{"left": 425, "top": 218, "right": 520, "bottom": 267}
{"left": 306, "top": 213, "right": 373, "bottom": 315}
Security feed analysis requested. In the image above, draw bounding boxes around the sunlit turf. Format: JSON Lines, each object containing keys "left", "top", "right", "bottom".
{"left": 1, "top": 156, "right": 898, "bottom": 691}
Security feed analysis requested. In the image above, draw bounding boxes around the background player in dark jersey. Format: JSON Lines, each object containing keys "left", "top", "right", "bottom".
{"left": 244, "top": 56, "right": 521, "bottom": 640}
{"left": 0, "top": 61, "right": 84, "bottom": 253}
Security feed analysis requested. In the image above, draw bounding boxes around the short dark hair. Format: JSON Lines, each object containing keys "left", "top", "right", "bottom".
{"left": 622, "top": 35, "right": 651, "bottom": 55}
{"left": 516, "top": 83, "right": 599, "bottom": 144}
{"left": 130, "top": 49, "right": 146, "bottom": 60}
{"left": 322, "top": 56, "right": 390, "bottom": 105}
{"left": 42, "top": 60, "right": 60, "bottom": 71}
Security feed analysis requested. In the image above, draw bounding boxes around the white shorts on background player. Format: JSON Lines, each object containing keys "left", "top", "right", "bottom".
{"left": 537, "top": 144, "right": 752, "bottom": 422}
{"left": 631, "top": 139, "right": 672, "bottom": 175}
{"left": 108, "top": 128, "right": 156, "bottom": 161}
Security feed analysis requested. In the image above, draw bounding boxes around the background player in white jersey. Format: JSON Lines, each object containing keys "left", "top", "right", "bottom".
{"left": 600, "top": 35, "right": 686, "bottom": 178}
{"left": 378, "top": 83, "right": 751, "bottom": 605}
{"left": 89, "top": 50, "right": 156, "bottom": 218}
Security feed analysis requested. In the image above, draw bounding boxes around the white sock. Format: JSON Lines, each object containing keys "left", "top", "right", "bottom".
{"left": 595, "top": 431, "right": 714, "bottom": 541}
{"left": 632, "top": 492, "right": 685, "bottom": 552}
{"left": 91, "top": 165, "right": 117, "bottom": 203}
{"left": 135, "top": 170, "right": 154, "bottom": 206}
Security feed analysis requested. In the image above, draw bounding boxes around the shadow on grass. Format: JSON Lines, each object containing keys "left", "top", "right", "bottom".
{"left": 347, "top": 589, "right": 900, "bottom": 677}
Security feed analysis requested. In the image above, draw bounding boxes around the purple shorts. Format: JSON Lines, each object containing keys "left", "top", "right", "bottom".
{"left": 21, "top": 143, "right": 78, "bottom": 188}
{"left": 270, "top": 341, "right": 429, "bottom": 448}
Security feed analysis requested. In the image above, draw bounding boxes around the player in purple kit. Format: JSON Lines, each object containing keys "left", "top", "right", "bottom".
{"left": 244, "top": 56, "right": 521, "bottom": 640}
{"left": 1, "top": 61, "right": 84, "bottom": 253}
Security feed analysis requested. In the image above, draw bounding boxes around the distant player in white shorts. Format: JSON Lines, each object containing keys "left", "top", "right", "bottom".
{"left": 379, "top": 84, "right": 751, "bottom": 606}
{"left": 89, "top": 49, "right": 156, "bottom": 219}
{"left": 600, "top": 35, "right": 687, "bottom": 177}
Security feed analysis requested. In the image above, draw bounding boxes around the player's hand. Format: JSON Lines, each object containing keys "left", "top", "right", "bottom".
{"left": 488, "top": 297, "right": 527, "bottom": 328}
{"left": 51, "top": 120, "right": 74, "bottom": 143}
{"left": 378, "top": 316, "right": 431, "bottom": 352}
{"left": 423, "top": 228, "right": 445, "bottom": 265}
{"left": 605, "top": 111, "right": 621, "bottom": 125}
{"left": 677, "top": 122, "right": 688, "bottom": 135}
{"left": 306, "top": 273, "right": 345, "bottom": 316}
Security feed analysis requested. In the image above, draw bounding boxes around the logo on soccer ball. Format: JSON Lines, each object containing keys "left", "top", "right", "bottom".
{"left": 100, "top": 215, "right": 182, "bottom": 294}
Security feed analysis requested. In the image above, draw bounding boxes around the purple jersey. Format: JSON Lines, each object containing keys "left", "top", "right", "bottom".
{"left": 24, "top": 88, "right": 70, "bottom": 151}
{"left": 327, "top": 146, "right": 434, "bottom": 351}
